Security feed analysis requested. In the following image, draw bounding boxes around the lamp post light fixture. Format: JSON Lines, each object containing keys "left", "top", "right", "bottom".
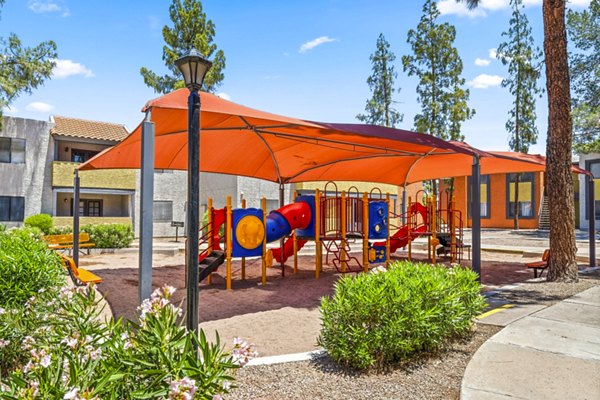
{"left": 175, "top": 48, "right": 212, "bottom": 336}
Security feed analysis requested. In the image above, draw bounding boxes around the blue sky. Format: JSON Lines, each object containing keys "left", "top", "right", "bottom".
{"left": 0, "top": 0, "right": 591, "bottom": 154}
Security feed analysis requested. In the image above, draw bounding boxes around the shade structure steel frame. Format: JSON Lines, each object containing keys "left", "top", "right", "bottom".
{"left": 77, "top": 89, "right": 595, "bottom": 315}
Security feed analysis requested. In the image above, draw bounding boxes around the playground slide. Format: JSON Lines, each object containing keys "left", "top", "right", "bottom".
{"left": 374, "top": 202, "right": 429, "bottom": 253}
{"left": 272, "top": 238, "right": 308, "bottom": 263}
{"left": 266, "top": 202, "right": 312, "bottom": 262}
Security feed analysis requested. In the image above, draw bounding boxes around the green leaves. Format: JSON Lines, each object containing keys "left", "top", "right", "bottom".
{"left": 318, "top": 261, "right": 486, "bottom": 371}
{"left": 140, "top": 0, "right": 226, "bottom": 94}
{"left": 567, "top": 0, "right": 600, "bottom": 154}
{"left": 356, "top": 33, "right": 404, "bottom": 128}
{"left": 402, "top": 0, "right": 474, "bottom": 141}
{"left": 0, "top": 31, "right": 57, "bottom": 129}
{"left": 497, "top": 0, "right": 543, "bottom": 155}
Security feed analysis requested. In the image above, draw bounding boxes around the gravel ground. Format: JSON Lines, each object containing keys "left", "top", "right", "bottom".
{"left": 228, "top": 270, "right": 600, "bottom": 400}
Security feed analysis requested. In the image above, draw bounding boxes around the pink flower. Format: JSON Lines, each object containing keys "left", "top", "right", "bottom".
{"left": 0, "top": 339, "right": 9, "bottom": 348}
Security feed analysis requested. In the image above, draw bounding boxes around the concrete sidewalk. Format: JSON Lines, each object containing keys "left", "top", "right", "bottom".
{"left": 461, "top": 286, "right": 600, "bottom": 399}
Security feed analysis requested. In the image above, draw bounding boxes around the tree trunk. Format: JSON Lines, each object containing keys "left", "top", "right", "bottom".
{"left": 543, "top": 0, "right": 578, "bottom": 282}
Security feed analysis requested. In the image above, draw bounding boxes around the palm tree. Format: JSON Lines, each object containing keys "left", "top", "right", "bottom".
{"left": 456, "top": 0, "right": 578, "bottom": 282}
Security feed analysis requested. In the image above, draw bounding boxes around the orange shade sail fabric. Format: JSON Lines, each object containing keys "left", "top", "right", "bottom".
{"left": 79, "top": 89, "right": 588, "bottom": 184}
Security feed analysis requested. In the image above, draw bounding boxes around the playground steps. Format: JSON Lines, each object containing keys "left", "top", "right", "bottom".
{"left": 198, "top": 250, "right": 225, "bottom": 282}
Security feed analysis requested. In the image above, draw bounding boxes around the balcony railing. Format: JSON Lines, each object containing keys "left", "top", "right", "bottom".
{"left": 52, "top": 161, "right": 136, "bottom": 190}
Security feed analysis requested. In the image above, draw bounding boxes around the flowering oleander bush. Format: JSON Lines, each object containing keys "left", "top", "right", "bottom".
{"left": 318, "top": 261, "right": 486, "bottom": 370}
{"left": 0, "top": 285, "right": 251, "bottom": 399}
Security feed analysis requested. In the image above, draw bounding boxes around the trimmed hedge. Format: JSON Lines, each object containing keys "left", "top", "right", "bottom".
{"left": 48, "top": 223, "right": 134, "bottom": 248}
{"left": 24, "top": 213, "right": 53, "bottom": 235}
{"left": 318, "top": 261, "right": 486, "bottom": 370}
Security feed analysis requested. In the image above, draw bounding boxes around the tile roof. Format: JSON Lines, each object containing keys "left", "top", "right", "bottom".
{"left": 51, "top": 115, "right": 129, "bottom": 142}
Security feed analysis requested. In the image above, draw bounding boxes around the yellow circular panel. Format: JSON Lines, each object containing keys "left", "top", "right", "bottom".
{"left": 235, "top": 215, "right": 265, "bottom": 250}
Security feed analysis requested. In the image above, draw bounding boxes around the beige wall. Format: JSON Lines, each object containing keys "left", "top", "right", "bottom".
{"left": 55, "top": 193, "right": 131, "bottom": 217}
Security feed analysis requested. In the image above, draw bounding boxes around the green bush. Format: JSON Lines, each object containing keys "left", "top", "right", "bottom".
{"left": 318, "top": 261, "right": 486, "bottom": 370}
{"left": 0, "top": 228, "right": 65, "bottom": 309}
{"left": 23, "top": 214, "right": 53, "bottom": 235}
{"left": 48, "top": 225, "right": 72, "bottom": 235}
{"left": 0, "top": 285, "right": 246, "bottom": 398}
{"left": 81, "top": 223, "right": 134, "bottom": 248}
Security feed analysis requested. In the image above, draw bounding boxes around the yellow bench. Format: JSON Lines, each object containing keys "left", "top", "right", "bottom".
{"left": 58, "top": 254, "right": 103, "bottom": 286}
{"left": 42, "top": 233, "right": 96, "bottom": 254}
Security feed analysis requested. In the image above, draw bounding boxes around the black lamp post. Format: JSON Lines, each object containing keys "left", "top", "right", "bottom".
{"left": 175, "top": 48, "right": 212, "bottom": 335}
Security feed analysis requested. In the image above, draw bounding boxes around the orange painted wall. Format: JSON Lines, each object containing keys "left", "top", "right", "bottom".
{"left": 441, "top": 172, "right": 544, "bottom": 229}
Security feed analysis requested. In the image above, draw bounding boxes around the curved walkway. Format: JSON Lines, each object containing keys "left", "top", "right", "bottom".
{"left": 461, "top": 286, "right": 600, "bottom": 399}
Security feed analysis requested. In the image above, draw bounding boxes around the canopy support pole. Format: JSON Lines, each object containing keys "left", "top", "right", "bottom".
{"left": 139, "top": 112, "right": 154, "bottom": 303}
{"left": 471, "top": 156, "right": 481, "bottom": 283}
{"left": 73, "top": 170, "right": 80, "bottom": 268}
{"left": 589, "top": 176, "right": 596, "bottom": 268}
{"left": 279, "top": 182, "right": 285, "bottom": 277}
{"left": 186, "top": 90, "right": 201, "bottom": 337}
{"left": 402, "top": 185, "right": 407, "bottom": 226}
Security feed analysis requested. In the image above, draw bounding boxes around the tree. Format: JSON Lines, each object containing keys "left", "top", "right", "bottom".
{"left": 567, "top": 0, "right": 600, "bottom": 154}
{"left": 356, "top": 34, "right": 403, "bottom": 128}
{"left": 0, "top": 0, "right": 57, "bottom": 129}
{"left": 497, "top": 0, "right": 543, "bottom": 229}
{"left": 403, "top": 0, "right": 475, "bottom": 197}
{"left": 457, "top": 0, "right": 579, "bottom": 282}
{"left": 140, "top": 0, "right": 226, "bottom": 94}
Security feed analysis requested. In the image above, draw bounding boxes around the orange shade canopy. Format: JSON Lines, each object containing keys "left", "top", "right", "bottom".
{"left": 79, "top": 89, "right": 582, "bottom": 184}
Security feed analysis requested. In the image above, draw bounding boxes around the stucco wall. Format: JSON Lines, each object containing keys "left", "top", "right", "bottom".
{"left": 133, "top": 170, "right": 238, "bottom": 237}
{"left": 237, "top": 177, "right": 292, "bottom": 211}
{"left": 579, "top": 153, "right": 600, "bottom": 231}
{"left": 0, "top": 116, "right": 54, "bottom": 226}
{"left": 54, "top": 139, "right": 113, "bottom": 162}
{"left": 449, "top": 172, "right": 543, "bottom": 229}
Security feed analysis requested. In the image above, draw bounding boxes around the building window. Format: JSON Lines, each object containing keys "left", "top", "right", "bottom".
{"left": 506, "top": 172, "right": 535, "bottom": 218}
{"left": 153, "top": 201, "right": 173, "bottom": 222}
{"left": 0, "top": 196, "right": 25, "bottom": 221}
{"left": 71, "top": 149, "right": 99, "bottom": 163}
{"left": 468, "top": 175, "right": 491, "bottom": 218}
{"left": 586, "top": 160, "right": 600, "bottom": 220}
{"left": 0, "top": 138, "right": 26, "bottom": 164}
{"left": 71, "top": 199, "right": 103, "bottom": 217}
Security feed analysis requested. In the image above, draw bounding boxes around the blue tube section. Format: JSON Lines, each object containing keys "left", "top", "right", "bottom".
{"left": 265, "top": 211, "right": 292, "bottom": 243}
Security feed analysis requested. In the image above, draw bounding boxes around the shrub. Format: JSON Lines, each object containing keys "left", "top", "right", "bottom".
{"left": 48, "top": 225, "right": 72, "bottom": 235}
{"left": 318, "top": 261, "right": 486, "bottom": 370}
{"left": 23, "top": 214, "right": 53, "bottom": 235}
{"left": 81, "top": 223, "right": 134, "bottom": 248}
{"left": 0, "top": 285, "right": 250, "bottom": 398}
{"left": 0, "top": 228, "right": 65, "bottom": 309}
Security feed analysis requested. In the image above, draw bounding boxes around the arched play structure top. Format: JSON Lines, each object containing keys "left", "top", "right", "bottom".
{"left": 78, "top": 89, "right": 568, "bottom": 183}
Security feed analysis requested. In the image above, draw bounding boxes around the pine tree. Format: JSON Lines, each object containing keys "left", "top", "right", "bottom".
{"left": 140, "top": 0, "right": 226, "bottom": 94}
{"left": 497, "top": 0, "right": 543, "bottom": 229}
{"left": 403, "top": 0, "right": 474, "bottom": 197}
{"left": 0, "top": 1, "right": 57, "bottom": 129}
{"left": 457, "top": 0, "right": 579, "bottom": 282}
{"left": 402, "top": 0, "right": 474, "bottom": 141}
{"left": 356, "top": 34, "right": 403, "bottom": 128}
{"left": 567, "top": 0, "right": 600, "bottom": 154}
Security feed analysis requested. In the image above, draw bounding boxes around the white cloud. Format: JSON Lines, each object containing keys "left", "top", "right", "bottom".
{"left": 468, "top": 74, "right": 504, "bottom": 89}
{"left": 437, "top": 0, "right": 487, "bottom": 17}
{"left": 217, "top": 92, "right": 231, "bottom": 101}
{"left": 52, "top": 59, "right": 94, "bottom": 79}
{"left": 28, "top": 1, "right": 70, "bottom": 17}
{"left": 437, "top": 0, "right": 574, "bottom": 18}
{"left": 2, "top": 106, "right": 18, "bottom": 115}
{"left": 475, "top": 58, "right": 491, "bottom": 67}
{"left": 568, "top": 0, "right": 591, "bottom": 7}
{"left": 299, "top": 36, "right": 337, "bottom": 54}
{"left": 488, "top": 48, "right": 498, "bottom": 59}
{"left": 26, "top": 102, "right": 54, "bottom": 113}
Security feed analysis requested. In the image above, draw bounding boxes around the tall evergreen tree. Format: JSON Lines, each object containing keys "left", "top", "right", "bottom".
{"left": 356, "top": 34, "right": 403, "bottom": 128}
{"left": 0, "top": 0, "right": 57, "bottom": 129}
{"left": 140, "top": 0, "right": 226, "bottom": 94}
{"left": 402, "top": 0, "right": 474, "bottom": 142}
{"left": 497, "top": 0, "right": 543, "bottom": 229}
{"left": 567, "top": 0, "right": 600, "bottom": 154}
{"left": 457, "top": 0, "right": 579, "bottom": 282}
{"left": 403, "top": 0, "right": 474, "bottom": 197}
